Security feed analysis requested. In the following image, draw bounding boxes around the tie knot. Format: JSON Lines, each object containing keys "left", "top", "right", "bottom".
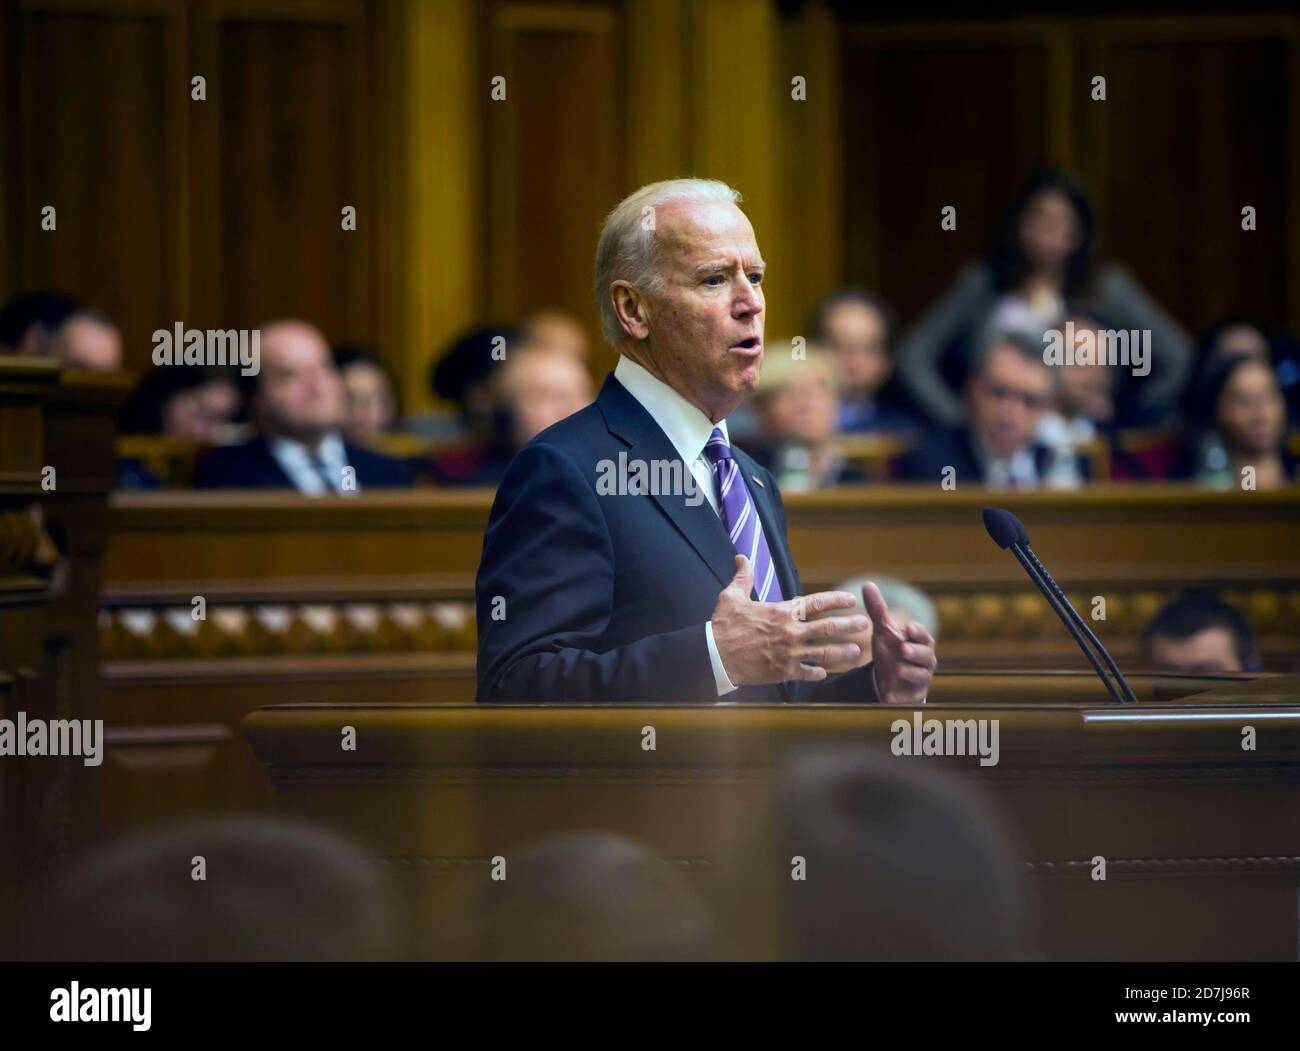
{"left": 702, "top": 427, "right": 732, "bottom": 468}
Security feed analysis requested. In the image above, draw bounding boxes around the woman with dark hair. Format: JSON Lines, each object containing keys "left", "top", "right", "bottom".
{"left": 895, "top": 170, "right": 1192, "bottom": 428}
{"left": 1178, "top": 352, "right": 1296, "bottom": 490}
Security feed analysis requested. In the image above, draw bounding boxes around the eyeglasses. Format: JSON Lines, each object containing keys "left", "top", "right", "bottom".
{"left": 977, "top": 379, "right": 1052, "bottom": 412}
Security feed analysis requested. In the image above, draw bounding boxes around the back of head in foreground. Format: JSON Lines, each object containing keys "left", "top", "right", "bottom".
{"left": 715, "top": 748, "right": 1031, "bottom": 961}
{"left": 26, "top": 815, "right": 399, "bottom": 962}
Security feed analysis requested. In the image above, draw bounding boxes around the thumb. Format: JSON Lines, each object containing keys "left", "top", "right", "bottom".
{"left": 862, "top": 581, "right": 900, "bottom": 638}
{"left": 730, "top": 554, "right": 755, "bottom": 594}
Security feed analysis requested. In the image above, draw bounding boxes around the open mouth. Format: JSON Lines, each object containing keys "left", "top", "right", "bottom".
{"left": 731, "top": 337, "right": 761, "bottom": 352}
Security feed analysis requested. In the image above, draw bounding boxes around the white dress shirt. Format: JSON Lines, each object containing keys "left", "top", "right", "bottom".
{"left": 613, "top": 355, "right": 739, "bottom": 695}
{"left": 268, "top": 432, "right": 352, "bottom": 495}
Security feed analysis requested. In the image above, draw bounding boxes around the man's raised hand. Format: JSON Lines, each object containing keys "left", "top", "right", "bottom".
{"left": 711, "top": 555, "right": 869, "bottom": 686}
{"left": 862, "top": 580, "right": 937, "bottom": 704}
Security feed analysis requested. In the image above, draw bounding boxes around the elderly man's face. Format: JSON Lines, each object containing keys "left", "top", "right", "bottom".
{"left": 625, "top": 200, "right": 765, "bottom": 422}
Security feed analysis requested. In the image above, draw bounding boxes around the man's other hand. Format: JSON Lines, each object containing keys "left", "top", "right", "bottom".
{"left": 862, "top": 580, "right": 936, "bottom": 704}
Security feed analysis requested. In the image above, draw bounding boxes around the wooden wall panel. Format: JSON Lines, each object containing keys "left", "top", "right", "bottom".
{"left": 485, "top": 3, "right": 622, "bottom": 377}
{"left": 198, "top": 10, "right": 369, "bottom": 339}
{"left": 841, "top": 26, "right": 1054, "bottom": 325}
{"left": 1082, "top": 24, "right": 1291, "bottom": 333}
{"left": 18, "top": 7, "right": 170, "bottom": 371}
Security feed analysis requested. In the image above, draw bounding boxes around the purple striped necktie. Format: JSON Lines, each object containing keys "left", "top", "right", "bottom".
{"left": 702, "top": 427, "right": 783, "bottom": 603}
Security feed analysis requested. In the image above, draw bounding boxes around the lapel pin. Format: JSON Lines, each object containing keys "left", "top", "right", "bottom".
{"left": 751, "top": 475, "right": 764, "bottom": 488}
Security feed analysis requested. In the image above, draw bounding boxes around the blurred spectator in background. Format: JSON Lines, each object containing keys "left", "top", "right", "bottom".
{"left": 119, "top": 366, "right": 240, "bottom": 443}
{"left": 897, "top": 332, "right": 1085, "bottom": 488}
{"left": 896, "top": 170, "right": 1191, "bottom": 429}
{"left": 48, "top": 309, "right": 123, "bottom": 372}
{"left": 26, "top": 816, "right": 399, "bottom": 961}
{"left": 807, "top": 288, "right": 916, "bottom": 434}
{"left": 432, "top": 832, "right": 715, "bottom": 961}
{"left": 415, "top": 325, "right": 517, "bottom": 441}
{"left": 1177, "top": 352, "right": 1295, "bottom": 489}
{"left": 1035, "top": 310, "right": 1116, "bottom": 486}
{"left": 0, "top": 290, "right": 77, "bottom": 357}
{"left": 1143, "top": 589, "right": 1260, "bottom": 674}
{"left": 425, "top": 345, "right": 592, "bottom": 487}
{"left": 334, "top": 345, "right": 397, "bottom": 449}
{"left": 750, "top": 345, "right": 866, "bottom": 491}
{"left": 716, "top": 750, "right": 1030, "bottom": 961}
{"left": 194, "top": 319, "right": 411, "bottom": 491}
{"left": 1191, "top": 318, "right": 1300, "bottom": 428}
{"left": 519, "top": 309, "right": 590, "bottom": 362}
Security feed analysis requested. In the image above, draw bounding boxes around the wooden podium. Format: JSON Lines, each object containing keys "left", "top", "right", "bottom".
{"left": 244, "top": 672, "right": 1300, "bottom": 961}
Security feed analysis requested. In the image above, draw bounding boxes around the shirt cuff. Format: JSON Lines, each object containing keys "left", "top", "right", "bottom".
{"left": 705, "top": 621, "right": 739, "bottom": 696}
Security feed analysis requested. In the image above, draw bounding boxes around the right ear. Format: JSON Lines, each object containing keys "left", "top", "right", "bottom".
{"left": 610, "top": 281, "right": 651, "bottom": 342}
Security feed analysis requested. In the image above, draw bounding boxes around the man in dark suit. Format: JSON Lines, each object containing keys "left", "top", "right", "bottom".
{"left": 896, "top": 332, "right": 1085, "bottom": 488}
{"left": 476, "top": 179, "right": 937, "bottom": 704}
{"left": 194, "top": 320, "right": 411, "bottom": 492}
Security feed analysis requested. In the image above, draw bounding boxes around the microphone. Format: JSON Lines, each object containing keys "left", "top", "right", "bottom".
{"left": 982, "top": 507, "right": 1137, "bottom": 704}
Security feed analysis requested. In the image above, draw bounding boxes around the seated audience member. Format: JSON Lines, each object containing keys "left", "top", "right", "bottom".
{"left": 432, "top": 832, "right": 716, "bottom": 961}
{"left": 750, "top": 346, "right": 867, "bottom": 491}
{"left": 0, "top": 290, "right": 77, "bottom": 356}
{"left": 429, "top": 346, "right": 593, "bottom": 487}
{"left": 808, "top": 288, "right": 916, "bottom": 434}
{"left": 194, "top": 319, "right": 412, "bottom": 491}
{"left": 716, "top": 750, "right": 1030, "bottom": 961}
{"left": 1191, "top": 318, "right": 1300, "bottom": 428}
{"left": 48, "top": 309, "right": 124, "bottom": 372}
{"left": 335, "top": 345, "right": 397, "bottom": 448}
{"left": 896, "top": 169, "right": 1190, "bottom": 429}
{"left": 519, "top": 309, "right": 590, "bottom": 361}
{"left": 119, "top": 366, "right": 240, "bottom": 443}
{"left": 25, "top": 816, "right": 399, "bottom": 961}
{"left": 1035, "top": 310, "right": 1117, "bottom": 486}
{"left": 411, "top": 325, "right": 516, "bottom": 442}
{"left": 1177, "top": 352, "right": 1296, "bottom": 490}
{"left": 1143, "top": 589, "right": 1260, "bottom": 674}
{"left": 896, "top": 332, "right": 1085, "bottom": 488}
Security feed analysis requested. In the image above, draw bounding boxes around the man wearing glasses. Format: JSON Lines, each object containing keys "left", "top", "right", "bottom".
{"left": 896, "top": 331, "right": 1084, "bottom": 488}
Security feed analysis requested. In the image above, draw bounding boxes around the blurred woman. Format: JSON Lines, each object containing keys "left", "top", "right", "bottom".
{"left": 896, "top": 170, "right": 1191, "bottom": 429}
{"left": 750, "top": 345, "right": 866, "bottom": 491}
{"left": 1179, "top": 353, "right": 1295, "bottom": 489}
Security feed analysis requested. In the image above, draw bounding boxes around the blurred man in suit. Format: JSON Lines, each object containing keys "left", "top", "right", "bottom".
{"left": 476, "top": 178, "right": 936, "bottom": 703}
{"left": 195, "top": 320, "right": 411, "bottom": 492}
{"left": 897, "top": 331, "right": 1084, "bottom": 488}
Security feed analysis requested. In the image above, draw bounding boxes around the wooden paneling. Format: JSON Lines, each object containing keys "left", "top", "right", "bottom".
{"left": 18, "top": 6, "right": 170, "bottom": 368}
{"left": 242, "top": 682, "right": 1300, "bottom": 959}
{"left": 841, "top": 23, "right": 1057, "bottom": 322}
{"left": 841, "top": 14, "right": 1299, "bottom": 334}
{"left": 194, "top": 6, "right": 369, "bottom": 338}
{"left": 484, "top": 3, "right": 622, "bottom": 376}
{"left": 1081, "top": 20, "right": 1292, "bottom": 332}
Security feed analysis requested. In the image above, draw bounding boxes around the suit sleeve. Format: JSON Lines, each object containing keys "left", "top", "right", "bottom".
{"left": 475, "top": 442, "right": 716, "bottom": 703}
{"left": 761, "top": 467, "right": 879, "bottom": 704}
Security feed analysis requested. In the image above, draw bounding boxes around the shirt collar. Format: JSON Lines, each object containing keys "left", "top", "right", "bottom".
{"left": 269, "top": 430, "right": 346, "bottom": 466}
{"left": 971, "top": 430, "right": 1037, "bottom": 486}
{"left": 614, "top": 354, "right": 729, "bottom": 462}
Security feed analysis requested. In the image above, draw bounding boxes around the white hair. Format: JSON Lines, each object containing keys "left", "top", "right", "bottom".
{"left": 594, "top": 178, "right": 742, "bottom": 345}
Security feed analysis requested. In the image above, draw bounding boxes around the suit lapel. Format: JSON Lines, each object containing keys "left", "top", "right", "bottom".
{"left": 251, "top": 438, "right": 297, "bottom": 489}
{"left": 597, "top": 376, "right": 738, "bottom": 589}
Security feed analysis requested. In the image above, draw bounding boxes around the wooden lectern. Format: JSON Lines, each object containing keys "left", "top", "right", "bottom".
{"left": 244, "top": 672, "right": 1300, "bottom": 960}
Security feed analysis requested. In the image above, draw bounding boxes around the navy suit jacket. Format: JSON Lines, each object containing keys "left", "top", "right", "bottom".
{"left": 193, "top": 436, "right": 413, "bottom": 489}
{"left": 895, "top": 427, "right": 1087, "bottom": 486}
{"left": 475, "top": 374, "right": 878, "bottom": 704}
